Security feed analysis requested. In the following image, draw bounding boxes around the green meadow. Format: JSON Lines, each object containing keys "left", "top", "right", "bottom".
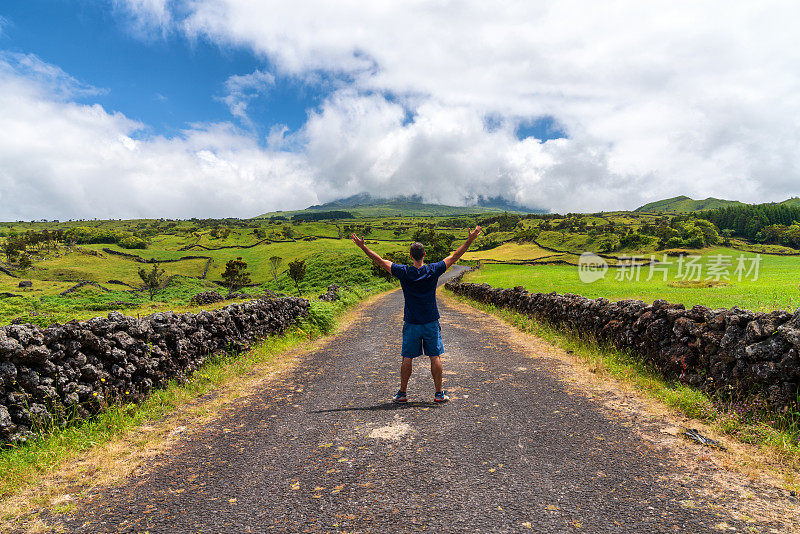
{"left": 2, "top": 205, "right": 800, "bottom": 326}
{"left": 464, "top": 247, "right": 800, "bottom": 312}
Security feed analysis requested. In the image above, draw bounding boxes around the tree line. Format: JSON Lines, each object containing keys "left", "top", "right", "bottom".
{"left": 698, "top": 204, "right": 800, "bottom": 248}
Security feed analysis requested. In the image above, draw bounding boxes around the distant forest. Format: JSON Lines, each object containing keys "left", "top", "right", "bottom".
{"left": 291, "top": 211, "right": 355, "bottom": 222}
{"left": 699, "top": 204, "right": 800, "bottom": 248}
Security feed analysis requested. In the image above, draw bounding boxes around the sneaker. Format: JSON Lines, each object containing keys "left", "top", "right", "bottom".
{"left": 434, "top": 390, "right": 450, "bottom": 403}
{"left": 393, "top": 390, "right": 408, "bottom": 403}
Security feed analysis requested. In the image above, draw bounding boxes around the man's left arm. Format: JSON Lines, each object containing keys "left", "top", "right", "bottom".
{"left": 443, "top": 226, "right": 482, "bottom": 270}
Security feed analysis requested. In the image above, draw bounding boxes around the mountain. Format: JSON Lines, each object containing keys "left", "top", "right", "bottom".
{"left": 634, "top": 195, "right": 746, "bottom": 213}
{"left": 257, "top": 194, "right": 543, "bottom": 218}
{"left": 779, "top": 197, "right": 800, "bottom": 208}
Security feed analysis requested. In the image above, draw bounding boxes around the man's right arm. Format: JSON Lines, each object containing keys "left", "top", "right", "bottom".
{"left": 352, "top": 233, "right": 393, "bottom": 273}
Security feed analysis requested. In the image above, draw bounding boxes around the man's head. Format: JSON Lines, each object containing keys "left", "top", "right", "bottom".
{"left": 410, "top": 242, "right": 425, "bottom": 262}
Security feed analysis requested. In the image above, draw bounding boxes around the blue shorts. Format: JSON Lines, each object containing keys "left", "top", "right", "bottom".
{"left": 401, "top": 320, "right": 444, "bottom": 358}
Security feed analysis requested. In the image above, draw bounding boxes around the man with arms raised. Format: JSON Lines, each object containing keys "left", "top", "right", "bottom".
{"left": 352, "top": 227, "right": 482, "bottom": 403}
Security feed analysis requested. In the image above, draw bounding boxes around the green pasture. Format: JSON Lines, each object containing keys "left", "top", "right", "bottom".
{"left": 28, "top": 249, "right": 208, "bottom": 286}
{"left": 0, "top": 275, "right": 224, "bottom": 327}
{"left": 3, "top": 210, "right": 800, "bottom": 326}
{"left": 464, "top": 247, "right": 800, "bottom": 312}
{"left": 0, "top": 238, "right": 398, "bottom": 326}
{"left": 90, "top": 238, "right": 408, "bottom": 285}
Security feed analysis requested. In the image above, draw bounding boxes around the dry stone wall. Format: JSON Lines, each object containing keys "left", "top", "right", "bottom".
{"left": 445, "top": 279, "right": 800, "bottom": 411}
{"left": 0, "top": 297, "right": 309, "bottom": 444}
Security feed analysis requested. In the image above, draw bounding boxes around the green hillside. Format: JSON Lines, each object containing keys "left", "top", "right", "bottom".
{"left": 634, "top": 195, "right": 745, "bottom": 213}
{"left": 257, "top": 194, "right": 541, "bottom": 218}
{"left": 780, "top": 197, "right": 800, "bottom": 208}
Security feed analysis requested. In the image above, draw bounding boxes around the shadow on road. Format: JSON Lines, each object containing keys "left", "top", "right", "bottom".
{"left": 311, "top": 401, "right": 444, "bottom": 413}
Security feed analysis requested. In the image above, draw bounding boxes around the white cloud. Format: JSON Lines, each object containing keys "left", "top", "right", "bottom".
{"left": 0, "top": 55, "right": 318, "bottom": 220}
{"left": 299, "top": 91, "right": 639, "bottom": 213}
{"left": 5, "top": 2, "right": 800, "bottom": 218}
{"left": 218, "top": 69, "right": 275, "bottom": 126}
{"left": 0, "top": 51, "right": 107, "bottom": 100}
{"left": 158, "top": 0, "right": 800, "bottom": 209}
{"left": 113, "top": 0, "right": 173, "bottom": 38}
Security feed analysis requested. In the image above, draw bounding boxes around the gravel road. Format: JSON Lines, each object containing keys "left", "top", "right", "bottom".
{"left": 60, "top": 266, "right": 768, "bottom": 533}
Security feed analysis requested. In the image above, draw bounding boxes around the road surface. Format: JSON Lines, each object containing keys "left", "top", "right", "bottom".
{"left": 60, "top": 267, "right": 770, "bottom": 532}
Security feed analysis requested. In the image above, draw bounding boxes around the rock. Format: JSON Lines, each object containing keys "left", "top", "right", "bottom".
{"left": 0, "top": 337, "right": 25, "bottom": 360}
{"left": 259, "top": 289, "right": 278, "bottom": 299}
{"left": 318, "top": 284, "right": 341, "bottom": 302}
{"left": 190, "top": 291, "right": 225, "bottom": 306}
{"left": 0, "top": 361, "right": 17, "bottom": 385}
{"left": 18, "top": 280, "right": 32, "bottom": 288}
{"left": 20, "top": 345, "right": 50, "bottom": 366}
{"left": 0, "top": 405, "right": 16, "bottom": 438}
{"left": 112, "top": 331, "right": 136, "bottom": 350}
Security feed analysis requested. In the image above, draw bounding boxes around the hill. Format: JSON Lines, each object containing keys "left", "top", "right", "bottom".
{"left": 257, "top": 193, "right": 542, "bottom": 218}
{"left": 634, "top": 195, "right": 745, "bottom": 213}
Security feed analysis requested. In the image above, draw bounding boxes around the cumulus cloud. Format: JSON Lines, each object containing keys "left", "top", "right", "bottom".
{"left": 0, "top": 51, "right": 107, "bottom": 100}
{"left": 112, "top": 0, "right": 174, "bottom": 38}
{"left": 110, "top": 0, "right": 800, "bottom": 211}
{"left": 218, "top": 69, "right": 275, "bottom": 126}
{"left": 4, "top": 1, "right": 800, "bottom": 218}
{"left": 300, "top": 91, "right": 639, "bottom": 213}
{"left": 0, "top": 54, "right": 318, "bottom": 220}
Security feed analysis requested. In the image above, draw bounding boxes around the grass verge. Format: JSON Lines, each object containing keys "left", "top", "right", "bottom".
{"left": 444, "top": 289, "right": 800, "bottom": 490}
{"left": 0, "top": 285, "right": 387, "bottom": 532}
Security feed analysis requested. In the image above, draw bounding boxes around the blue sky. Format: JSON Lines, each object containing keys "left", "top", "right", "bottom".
{"left": 0, "top": 1, "right": 796, "bottom": 219}
{"left": 1, "top": 0, "right": 562, "bottom": 145}
{"left": 0, "top": 0, "right": 328, "bottom": 141}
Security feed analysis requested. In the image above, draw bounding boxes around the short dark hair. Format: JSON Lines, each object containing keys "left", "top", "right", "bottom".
{"left": 410, "top": 242, "right": 425, "bottom": 261}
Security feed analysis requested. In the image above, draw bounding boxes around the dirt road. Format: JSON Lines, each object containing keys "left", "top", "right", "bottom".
{"left": 60, "top": 267, "right": 780, "bottom": 532}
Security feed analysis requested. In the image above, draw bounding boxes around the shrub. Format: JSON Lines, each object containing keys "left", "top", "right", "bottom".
{"left": 119, "top": 235, "right": 147, "bottom": 249}
{"left": 307, "top": 300, "right": 336, "bottom": 334}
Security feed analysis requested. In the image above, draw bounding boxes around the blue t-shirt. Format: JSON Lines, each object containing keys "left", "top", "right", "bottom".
{"left": 391, "top": 260, "right": 447, "bottom": 324}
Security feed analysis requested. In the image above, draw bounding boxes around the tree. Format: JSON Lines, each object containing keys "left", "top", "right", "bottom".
{"left": 138, "top": 263, "right": 165, "bottom": 301}
{"left": 268, "top": 255, "right": 283, "bottom": 286}
{"left": 3, "top": 238, "right": 23, "bottom": 262}
{"left": 287, "top": 259, "right": 306, "bottom": 296}
{"left": 17, "top": 253, "right": 32, "bottom": 270}
{"left": 221, "top": 257, "right": 251, "bottom": 293}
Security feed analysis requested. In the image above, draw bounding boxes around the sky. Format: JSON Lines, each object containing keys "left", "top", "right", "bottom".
{"left": 0, "top": 1, "right": 798, "bottom": 220}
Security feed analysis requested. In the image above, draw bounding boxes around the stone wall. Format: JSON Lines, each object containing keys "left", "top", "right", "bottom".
{"left": 445, "top": 279, "right": 800, "bottom": 411}
{"left": 0, "top": 297, "right": 309, "bottom": 444}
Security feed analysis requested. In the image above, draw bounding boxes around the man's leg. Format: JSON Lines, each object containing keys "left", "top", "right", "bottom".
{"left": 400, "top": 357, "right": 413, "bottom": 391}
{"left": 429, "top": 355, "right": 443, "bottom": 392}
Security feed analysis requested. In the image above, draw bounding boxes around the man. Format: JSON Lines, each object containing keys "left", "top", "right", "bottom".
{"left": 351, "top": 226, "right": 482, "bottom": 403}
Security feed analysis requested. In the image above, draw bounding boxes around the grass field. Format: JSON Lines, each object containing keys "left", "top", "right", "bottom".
{"left": 3, "top": 207, "right": 800, "bottom": 325}
{"left": 462, "top": 242, "right": 557, "bottom": 262}
{"left": 464, "top": 247, "right": 800, "bottom": 312}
